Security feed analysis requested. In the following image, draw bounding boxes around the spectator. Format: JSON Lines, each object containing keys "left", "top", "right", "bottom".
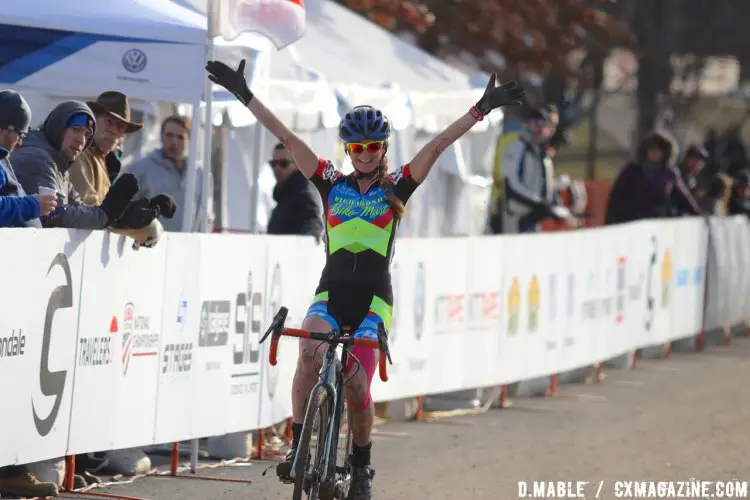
{"left": 605, "top": 131, "right": 702, "bottom": 225}
{"left": 122, "top": 115, "right": 212, "bottom": 232}
{"left": 500, "top": 106, "right": 576, "bottom": 233}
{"left": 0, "top": 89, "right": 56, "bottom": 228}
{"left": 11, "top": 100, "right": 151, "bottom": 230}
{"left": 68, "top": 91, "right": 174, "bottom": 249}
{"left": 266, "top": 142, "right": 323, "bottom": 239}
{"left": 678, "top": 145, "right": 726, "bottom": 215}
{"left": 728, "top": 170, "right": 750, "bottom": 217}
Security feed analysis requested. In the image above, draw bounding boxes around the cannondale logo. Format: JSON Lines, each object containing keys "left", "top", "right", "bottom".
{"left": 33, "top": 253, "right": 72, "bottom": 437}
{"left": 266, "top": 263, "right": 282, "bottom": 399}
{"left": 413, "top": 262, "right": 426, "bottom": 341}
{"left": 122, "top": 49, "right": 147, "bottom": 73}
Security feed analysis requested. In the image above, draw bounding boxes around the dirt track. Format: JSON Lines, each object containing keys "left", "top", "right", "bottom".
{"left": 73, "top": 336, "right": 750, "bottom": 500}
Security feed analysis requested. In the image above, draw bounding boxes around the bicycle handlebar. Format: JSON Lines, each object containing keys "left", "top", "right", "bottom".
{"left": 261, "top": 306, "right": 392, "bottom": 382}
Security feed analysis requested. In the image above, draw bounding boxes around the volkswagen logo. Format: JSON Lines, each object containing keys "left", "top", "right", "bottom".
{"left": 122, "top": 49, "right": 147, "bottom": 73}
{"left": 413, "top": 262, "right": 425, "bottom": 341}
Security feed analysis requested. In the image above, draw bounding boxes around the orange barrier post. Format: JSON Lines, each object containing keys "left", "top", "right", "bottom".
{"left": 414, "top": 396, "right": 425, "bottom": 421}
{"left": 595, "top": 363, "right": 604, "bottom": 383}
{"left": 254, "top": 429, "right": 265, "bottom": 460}
{"left": 663, "top": 343, "right": 672, "bottom": 358}
{"left": 695, "top": 331, "right": 706, "bottom": 352}
{"left": 497, "top": 385, "right": 509, "bottom": 408}
{"left": 547, "top": 374, "right": 559, "bottom": 397}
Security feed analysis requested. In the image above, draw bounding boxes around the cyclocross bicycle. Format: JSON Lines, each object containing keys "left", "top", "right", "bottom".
{"left": 260, "top": 306, "right": 392, "bottom": 500}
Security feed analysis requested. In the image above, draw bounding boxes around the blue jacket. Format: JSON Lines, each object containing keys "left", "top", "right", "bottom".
{"left": 0, "top": 148, "right": 41, "bottom": 227}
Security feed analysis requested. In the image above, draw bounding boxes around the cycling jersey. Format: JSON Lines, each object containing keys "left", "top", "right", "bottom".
{"left": 310, "top": 158, "right": 418, "bottom": 287}
{"left": 304, "top": 157, "right": 419, "bottom": 332}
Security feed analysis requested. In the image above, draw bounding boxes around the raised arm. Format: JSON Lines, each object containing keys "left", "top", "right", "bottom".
{"left": 206, "top": 59, "right": 319, "bottom": 178}
{"left": 409, "top": 74, "right": 525, "bottom": 183}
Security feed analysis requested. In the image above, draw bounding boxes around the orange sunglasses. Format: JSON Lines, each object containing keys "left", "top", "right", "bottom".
{"left": 346, "top": 141, "right": 385, "bottom": 154}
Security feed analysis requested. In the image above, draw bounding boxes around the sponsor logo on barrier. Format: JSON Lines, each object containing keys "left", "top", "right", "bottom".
{"left": 176, "top": 299, "right": 188, "bottom": 332}
{"left": 616, "top": 257, "right": 626, "bottom": 324}
{"left": 199, "top": 300, "right": 230, "bottom": 347}
{"left": 582, "top": 271, "right": 597, "bottom": 320}
{"left": 33, "top": 253, "right": 72, "bottom": 437}
{"left": 119, "top": 303, "right": 159, "bottom": 376}
{"left": 232, "top": 271, "right": 261, "bottom": 396}
{"left": 661, "top": 249, "right": 672, "bottom": 307}
{"left": 0, "top": 329, "right": 26, "bottom": 360}
{"left": 468, "top": 292, "right": 499, "bottom": 327}
{"left": 694, "top": 266, "right": 704, "bottom": 285}
{"left": 601, "top": 268, "right": 613, "bottom": 318}
{"left": 644, "top": 235, "right": 658, "bottom": 331}
{"left": 676, "top": 268, "right": 689, "bottom": 288}
{"left": 564, "top": 273, "right": 575, "bottom": 348}
{"left": 413, "top": 262, "right": 425, "bottom": 341}
{"left": 162, "top": 343, "right": 193, "bottom": 373}
{"left": 548, "top": 275, "right": 557, "bottom": 321}
{"left": 507, "top": 277, "right": 521, "bottom": 335}
{"left": 566, "top": 273, "right": 575, "bottom": 319}
{"left": 77, "top": 318, "right": 114, "bottom": 368}
{"left": 434, "top": 294, "right": 465, "bottom": 331}
{"left": 265, "top": 263, "right": 282, "bottom": 399}
{"left": 527, "top": 275, "right": 540, "bottom": 333}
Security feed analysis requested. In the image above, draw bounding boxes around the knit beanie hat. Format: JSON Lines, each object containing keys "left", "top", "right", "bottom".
{"left": 0, "top": 89, "right": 32, "bottom": 134}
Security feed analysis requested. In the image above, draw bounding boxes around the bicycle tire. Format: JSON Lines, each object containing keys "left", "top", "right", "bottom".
{"left": 293, "top": 386, "right": 331, "bottom": 500}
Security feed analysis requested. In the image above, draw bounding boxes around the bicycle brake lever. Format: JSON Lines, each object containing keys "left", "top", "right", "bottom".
{"left": 260, "top": 306, "right": 288, "bottom": 344}
{"left": 376, "top": 324, "right": 393, "bottom": 365}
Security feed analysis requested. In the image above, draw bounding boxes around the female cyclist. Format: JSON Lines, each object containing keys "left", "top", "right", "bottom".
{"left": 206, "top": 59, "right": 524, "bottom": 499}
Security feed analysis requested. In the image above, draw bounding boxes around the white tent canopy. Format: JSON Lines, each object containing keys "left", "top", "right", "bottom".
{"left": 0, "top": 0, "right": 207, "bottom": 103}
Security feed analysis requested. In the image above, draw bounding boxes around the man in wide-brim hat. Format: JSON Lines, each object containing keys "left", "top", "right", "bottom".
{"left": 69, "top": 91, "right": 175, "bottom": 249}
{"left": 69, "top": 91, "right": 142, "bottom": 205}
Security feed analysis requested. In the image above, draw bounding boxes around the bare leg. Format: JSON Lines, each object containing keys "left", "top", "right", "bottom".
{"left": 291, "top": 316, "right": 334, "bottom": 423}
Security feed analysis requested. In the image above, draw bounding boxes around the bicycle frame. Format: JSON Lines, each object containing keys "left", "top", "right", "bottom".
{"left": 260, "top": 306, "right": 392, "bottom": 494}
{"left": 290, "top": 338, "right": 351, "bottom": 485}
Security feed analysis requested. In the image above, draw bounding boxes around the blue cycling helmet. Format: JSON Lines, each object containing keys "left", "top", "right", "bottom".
{"left": 339, "top": 105, "right": 391, "bottom": 143}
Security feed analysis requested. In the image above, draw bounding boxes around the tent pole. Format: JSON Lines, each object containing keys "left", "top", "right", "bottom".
{"left": 199, "top": 0, "right": 217, "bottom": 233}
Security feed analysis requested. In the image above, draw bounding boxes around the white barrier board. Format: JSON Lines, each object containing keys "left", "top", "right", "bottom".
{"left": 3, "top": 214, "right": 744, "bottom": 467}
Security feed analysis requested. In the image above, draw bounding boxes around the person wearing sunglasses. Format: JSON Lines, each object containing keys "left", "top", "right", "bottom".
{"left": 266, "top": 142, "right": 323, "bottom": 239}
{"left": 206, "top": 58, "right": 524, "bottom": 500}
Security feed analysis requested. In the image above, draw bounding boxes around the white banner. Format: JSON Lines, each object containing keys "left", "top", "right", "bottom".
{"left": 153, "top": 233, "right": 202, "bottom": 444}
{"left": 5, "top": 215, "right": 747, "bottom": 467}
{"left": 0, "top": 229, "right": 86, "bottom": 465}
{"left": 67, "top": 231, "right": 167, "bottom": 455}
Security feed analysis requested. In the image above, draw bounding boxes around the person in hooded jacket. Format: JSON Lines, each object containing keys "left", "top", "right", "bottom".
{"left": 0, "top": 89, "right": 57, "bottom": 228}
{"left": 266, "top": 142, "right": 323, "bottom": 239}
{"left": 605, "top": 131, "right": 702, "bottom": 225}
{"left": 11, "top": 100, "right": 156, "bottom": 230}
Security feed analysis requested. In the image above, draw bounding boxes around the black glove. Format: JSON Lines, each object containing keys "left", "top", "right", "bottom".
{"left": 100, "top": 173, "right": 139, "bottom": 225}
{"left": 113, "top": 197, "right": 160, "bottom": 229}
{"left": 106, "top": 148, "right": 123, "bottom": 182}
{"left": 206, "top": 59, "right": 253, "bottom": 106}
{"left": 148, "top": 194, "right": 177, "bottom": 219}
{"left": 474, "top": 74, "right": 526, "bottom": 116}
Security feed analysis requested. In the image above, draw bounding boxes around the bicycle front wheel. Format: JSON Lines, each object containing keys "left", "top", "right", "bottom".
{"left": 293, "top": 386, "right": 331, "bottom": 500}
